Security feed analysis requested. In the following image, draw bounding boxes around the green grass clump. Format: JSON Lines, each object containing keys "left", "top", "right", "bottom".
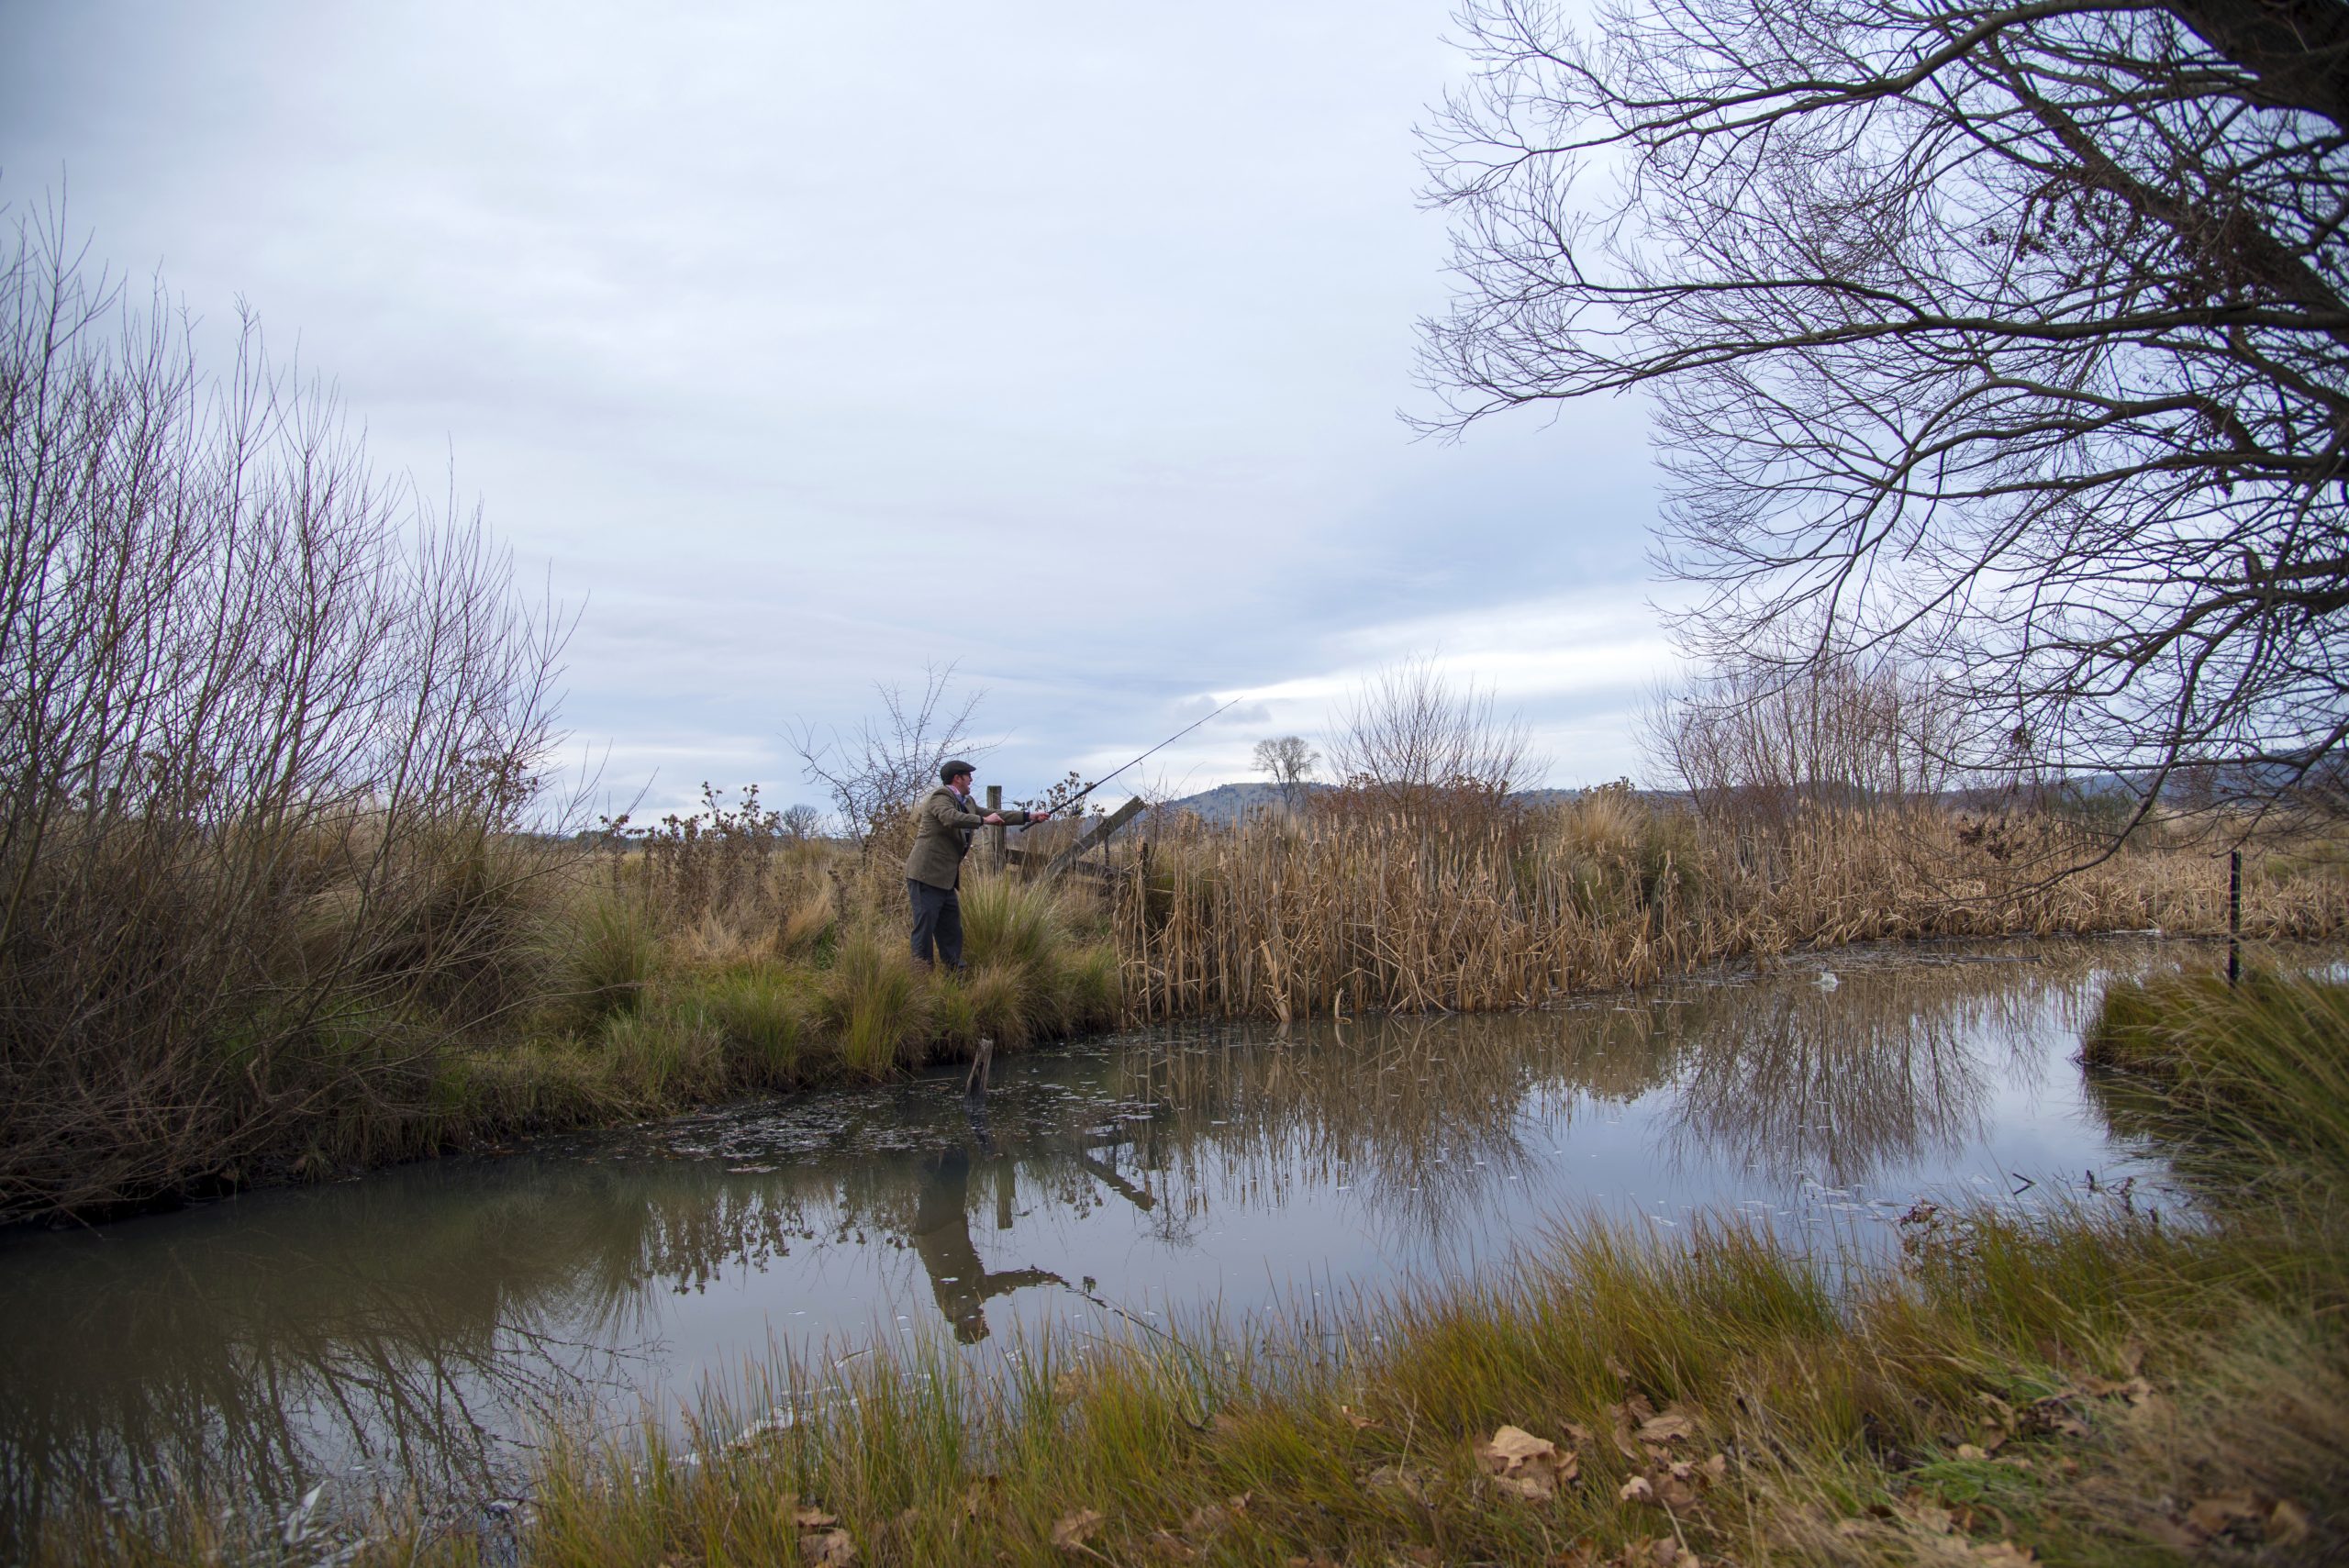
{"left": 1055, "top": 943, "right": 1122, "bottom": 1029}
{"left": 561, "top": 895, "right": 659, "bottom": 1024}
{"left": 927, "top": 971, "right": 982, "bottom": 1051}
{"left": 959, "top": 876, "right": 1063, "bottom": 974}
{"left": 2085, "top": 967, "right": 2349, "bottom": 1181}
{"left": 964, "top": 962, "right": 1032, "bottom": 1047}
{"left": 826, "top": 931, "right": 930, "bottom": 1078}
{"left": 694, "top": 962, "right": 809, "bottom": 1080}
{"left": 602, "top": 1007, "right": 725, "bottom": 1104}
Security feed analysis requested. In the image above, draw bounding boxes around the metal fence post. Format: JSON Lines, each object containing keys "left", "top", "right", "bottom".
{"left": 2228, "top": 849, "right": 2242, "bottom": 986}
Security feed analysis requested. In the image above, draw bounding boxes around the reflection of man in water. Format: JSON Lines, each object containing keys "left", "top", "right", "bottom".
{"left": 909, "top": 1147, "right": 1061, "bottom": 1343}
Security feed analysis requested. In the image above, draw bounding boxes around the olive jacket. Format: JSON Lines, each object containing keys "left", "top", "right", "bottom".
{"left": 904, "top": 785, "right": 1035, "bottom": 891}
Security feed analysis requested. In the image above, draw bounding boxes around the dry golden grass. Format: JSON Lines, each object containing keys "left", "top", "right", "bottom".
{"left": 1115, "top": 798, "right": 2349, "bottom": 1021}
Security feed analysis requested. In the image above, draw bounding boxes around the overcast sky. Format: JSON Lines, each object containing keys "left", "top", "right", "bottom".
{"left": 2, "top": 0, "right": 1677, "bottom": 817}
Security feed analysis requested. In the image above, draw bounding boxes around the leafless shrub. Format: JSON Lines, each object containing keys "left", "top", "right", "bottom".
{"left": 1325, "top": 657, "right": 1540, "bottom": 816}
{"left": 790, "top": 663, "right": 986, "bottom": 851}
{"left": 599, "top": 783, "right": 824, "bottom": 931}
{"left": 1642, "top": 650, "right": 1963, "bottom": 822}
{"left": 0, "top": 200, "right": 569, "bottom": 1219}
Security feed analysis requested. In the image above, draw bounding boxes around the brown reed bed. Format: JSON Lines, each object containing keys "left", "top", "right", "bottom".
{"left": 1112, "top": 795, "right": 2349, "bottom": 1021}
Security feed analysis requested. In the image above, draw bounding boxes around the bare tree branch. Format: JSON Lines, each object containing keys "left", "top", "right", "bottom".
{"left": 1420, "top": 0, "right": 2348, "bottom": 839}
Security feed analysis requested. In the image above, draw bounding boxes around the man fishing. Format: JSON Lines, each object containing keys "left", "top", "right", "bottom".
{"left": 905, "top": 760, "right": 1046, "bottom": 970}
{"left": 906, "top": 699, "right": 1243, "bottom": 969}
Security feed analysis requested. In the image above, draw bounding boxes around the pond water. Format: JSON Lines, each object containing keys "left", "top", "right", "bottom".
{"left": 0, "top": 938, "right": 2206, "bottom": 1543}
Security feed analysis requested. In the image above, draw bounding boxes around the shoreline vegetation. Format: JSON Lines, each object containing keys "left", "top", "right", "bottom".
{"left": 38, "top": 964, "right": 2349, "bottom": 1565}
{"left": 7, "top": 784, "right": 2346, "bottom": 1228}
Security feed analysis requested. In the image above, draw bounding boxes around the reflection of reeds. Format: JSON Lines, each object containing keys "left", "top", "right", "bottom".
{"left": 1118, "top": 800, "right": 2349, "bottom": 1021}
{"left": 1661, "top": 963, "right": 2077, "bottom": 1187}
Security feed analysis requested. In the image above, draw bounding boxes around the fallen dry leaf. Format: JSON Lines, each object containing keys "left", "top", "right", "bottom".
{"left": 1955, "top": 1443, "right": 1989, "bottom": 1461}
{"left": 1636, "top": 1405, "right": 1698, "bottom": 1446}
{"left": 1340, "top": 1405, "right": 1379, "bottom": 1429}
{"left": 1052, "top": 1509, "right": 1106, "bottom": 1552}
{"left": 1700, "top": 1453, "right": 1728, "bottom": 1484}
{"left": 1609, "top": 1399, "right": 1653, "bottom": 1459}
{"left": 1484, "top": 1425, "right": 1562, "bottom": 1467}
{"left": 2091, "top": 1375, "right": 2154, "bottom": 1407}
{"left": 799, "top": 1529, "right": 857, "bottom": 1567}
{"left": 1547, "top": 1542, "right": 1600, "bottom": 1568}
{"left": 1143, "top": 1529, "right": 1197, "bottom": 1562}
{"left": 1620, "top": 1537, "right": 1698, "bottom": 1568}
{"left": 2269, "top": 1499, "right": 2312, "bottom": 1544}
{"left": 1902, "top": 1500, "right": 1957, "bottom": 1535}
{"left": 1971, "top": 1542, "right": 2035, "bottom": 1565}
{"left": 2184, "top": 1493, "right": 2267, "bottom": 1539}
{"left": 1619, "top": 1475, "right": 1654, "bottom": 1504}
{"left": 791, "top": 1507, "right": 839, "bottom": 1530}
{"left": 1493, "top": 1472, "right": 1557, "bottom": 1502}
{"left": 1477, "top": 1425, "right": 1578, "bottom": 1501}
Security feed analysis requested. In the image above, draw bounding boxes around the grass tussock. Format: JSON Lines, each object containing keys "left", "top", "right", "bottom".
{"left": 827, "top": 929, "right": 933, "bottom": 1078}
{"left": 2086, "top": 967, "right": 2349, "bottom": 1186}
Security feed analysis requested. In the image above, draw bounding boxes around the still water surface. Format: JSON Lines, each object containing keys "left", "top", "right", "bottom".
{"left": 0, "top": 939, "right": 2199, "bottom": 1540}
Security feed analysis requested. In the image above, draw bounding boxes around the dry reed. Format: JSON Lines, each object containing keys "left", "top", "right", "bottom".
{"left": 1115, "top": 796, "right": 2348, "bottom": 1021}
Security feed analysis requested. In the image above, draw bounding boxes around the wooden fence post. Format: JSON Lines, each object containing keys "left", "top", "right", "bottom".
{"left": 986, "top": 784, "right": 1005, "bottom": 867}
{"left": 1043, "top": 797, "right": 1147, "bottom": 883}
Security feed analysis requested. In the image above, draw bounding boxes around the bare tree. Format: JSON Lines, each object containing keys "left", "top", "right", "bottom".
{"left": 789, "top": 663, "right": 986, "bottom": 849}
{"left": 1251, "top": 735, "right": 1320, "bottom": 809}
{"left": 1328, "top": 658, "right": 1539, "bottom": 809}
{"left": 780, "top": 803, "right": 826, "bottom": 842}
{"left": 1420, "top": 0, "right": 2349, "bottom": 840}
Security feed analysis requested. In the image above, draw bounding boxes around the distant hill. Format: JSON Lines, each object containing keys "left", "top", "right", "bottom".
{"left": 1155, "top": 781, "right": 1679, "bottom": 824}
{"left": 1155, "top": 781, "right": 1328, "bottom": 824}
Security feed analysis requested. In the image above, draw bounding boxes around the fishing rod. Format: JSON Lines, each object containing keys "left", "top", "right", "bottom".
{"left": 1037, "top": 695, "right": 1245, "bottom": 817}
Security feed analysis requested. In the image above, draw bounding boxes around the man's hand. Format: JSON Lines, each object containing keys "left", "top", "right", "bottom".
{"left": 982, "top": 812, "right": 1005, "bottom": 826}
{"left": 1030, "top": 809, "right": 1052, "bottom": 823}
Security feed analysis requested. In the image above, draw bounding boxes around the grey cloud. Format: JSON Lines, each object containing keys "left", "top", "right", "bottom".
{"left": 3, "top": 0, "right": 1667, "bottom": 817}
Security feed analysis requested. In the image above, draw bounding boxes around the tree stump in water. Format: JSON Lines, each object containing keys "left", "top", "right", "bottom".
{"left": 964, "top": 1036, "right": 995, "bottom": 1097}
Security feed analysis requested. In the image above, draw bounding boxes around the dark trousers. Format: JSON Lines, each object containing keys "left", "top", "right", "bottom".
{"left": 908, "top": 878, "right": 963, "bottom": 969}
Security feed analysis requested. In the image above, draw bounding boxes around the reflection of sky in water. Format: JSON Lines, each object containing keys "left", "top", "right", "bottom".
{"left": 0, "top": 939, "right": 2220, "bottom": 1540}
